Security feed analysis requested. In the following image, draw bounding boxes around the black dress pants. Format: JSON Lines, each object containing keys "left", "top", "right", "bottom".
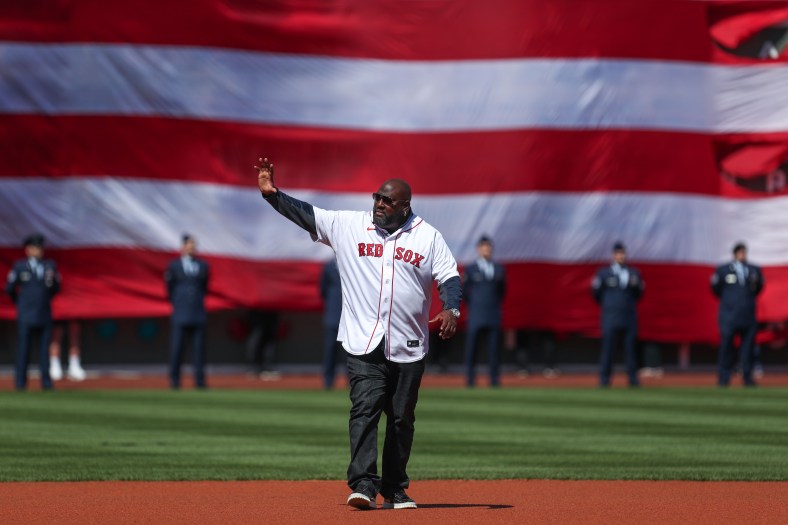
{"left": 169, "top": 322, "right": 206, "bottom": 388}
{"left": 15, "top": 322, "right": 53, "bottom": 390}
{"left": 346, "top": 340, "right": 425, "bottom": 496}
{"left": 718, "top": 322, "right": 757, "bottom": 386}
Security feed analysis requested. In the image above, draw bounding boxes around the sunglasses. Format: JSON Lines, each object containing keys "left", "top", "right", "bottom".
{"left": 372, "top": 193, "right": 407, "bottom": 207}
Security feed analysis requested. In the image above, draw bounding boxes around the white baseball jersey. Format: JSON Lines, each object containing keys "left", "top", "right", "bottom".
{"left": 312, "top": 207, "right": 459, "bottom": 363}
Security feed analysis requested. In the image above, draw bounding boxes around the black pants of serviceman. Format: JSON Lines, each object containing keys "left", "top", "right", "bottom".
{"left": 15, "top": 322, "right": 53, "bottom": 391}
{"left": 718, "top": 321, "right": 757, "bottom": 386}
{"left": 346, "top": 339, "right": 425, "bottom": 497}
{"left": 599, "top": 322, "right": 639, "bottom": 387}
{"left": 169, "top": 322, "right": 206, "bottom": 389}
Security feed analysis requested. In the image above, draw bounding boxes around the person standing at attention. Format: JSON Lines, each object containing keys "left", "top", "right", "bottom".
{"left": 462, "top": 235, "right": 506, "bottom": 388}
{"left": 5, "top": 234, "right": 60, "bottom": 391}
{"left": 255, "top": 157, "right": 461, "bottom": 510}
{"left": 591, "top": 241, "right": 644, "bottom": 388}
{"left": 164, "top": 234, "right": 210, "bottom": 389}
{"left": 321, "top": 257, "right": 344, "bottom": 390}
{"left": 711, "top": 242, "right": 764, "bottom": 387}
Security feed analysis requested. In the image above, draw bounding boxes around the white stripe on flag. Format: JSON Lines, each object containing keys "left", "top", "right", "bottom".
{"left": 1, "top": 178, "right": 786, "bottom": 266}
{"left": 2, "top": 43, "right": 788, "bottom": 133}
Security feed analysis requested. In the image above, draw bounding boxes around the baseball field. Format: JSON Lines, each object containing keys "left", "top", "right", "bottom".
{"left": 1, "top": 372, "right": 787, "bottom": 524}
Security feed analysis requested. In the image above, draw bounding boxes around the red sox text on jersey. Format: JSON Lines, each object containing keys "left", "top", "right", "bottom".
{"left": 357, "top": 243, "right": 426, "bottom": 268}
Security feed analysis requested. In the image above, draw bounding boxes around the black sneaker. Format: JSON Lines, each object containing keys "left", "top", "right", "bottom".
{"left": 347, "top": 489, "right": 376, "bottom": 510}
{"left": 382, "top": 489, "right": 417, "bottom": 509}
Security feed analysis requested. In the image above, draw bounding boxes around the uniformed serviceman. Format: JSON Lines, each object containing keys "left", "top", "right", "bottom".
{"left": 5, "top": 234, "right": 61, "bottom": 390}
{"left": 710, "top": 242, "right": 764, "bottom": 387}
{"left": 164, "top": 234, "right": 210, "bottom": 389}
{"left": 591, "top": 242, "right": 644, "bottom": 387}
{"left": 320, "top": 257, "right": 344, "bottom": 390}
{"left": 462, "top": 235, "right": 507, "bottom": 388}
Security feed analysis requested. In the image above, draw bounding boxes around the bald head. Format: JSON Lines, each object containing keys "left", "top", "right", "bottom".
{"left": 379, "top": 179, "right": 412, "bottom": 201}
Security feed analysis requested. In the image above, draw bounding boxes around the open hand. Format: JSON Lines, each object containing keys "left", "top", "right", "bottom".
{"left": 255, "top": 157, "right": 276, "bottom": 195}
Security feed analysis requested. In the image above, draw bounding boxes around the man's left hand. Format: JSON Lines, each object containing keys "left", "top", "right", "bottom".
{"left": 429, "top": 310, "right": 458, "bottom": 340}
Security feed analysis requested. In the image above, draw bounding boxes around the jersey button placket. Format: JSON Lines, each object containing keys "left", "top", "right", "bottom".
{"left": 382, "top": 242, "right": 395, "bottom": 308}
{"left": 381, "top": 241, "right": 396, "bottom": 352}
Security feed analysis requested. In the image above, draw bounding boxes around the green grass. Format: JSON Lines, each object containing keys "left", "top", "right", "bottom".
{"left": 1, "top": 386, "right": 787, "bottom": 481}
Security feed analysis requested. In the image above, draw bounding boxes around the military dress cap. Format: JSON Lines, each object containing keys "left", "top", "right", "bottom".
{"left": 732, "top": 242, "right": 747, "bottom": 254}
{"left": 23, "top": 234, "right": 45, "bottom": 247}
{"left": 612, "top": 241, "right": 626, "bottom": 252}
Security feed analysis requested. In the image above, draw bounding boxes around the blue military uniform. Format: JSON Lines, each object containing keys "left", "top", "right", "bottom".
{"left": 164, "top": 254, "right": 209, "bottom": 388}
{"left": 710, "top": 259, "right": 764, "bottom": 386}
{"left": 462, "top": 257, "right": 506, "bottom": 387}
{"left": 592, "top": 261, "right": 644, "bottom": 387}
{"left": 320, "top": 258, "right": 344, "bottom": 389}
{"left": 5, "top": 236, "right": 60, "bottom": 390}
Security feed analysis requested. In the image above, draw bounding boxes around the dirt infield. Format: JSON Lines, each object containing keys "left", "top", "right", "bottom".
{"left": 1, "top": 479, "right": 786, "bottom": 525}
{"left": 2, "top": 369, "right": 786, "bottom": 391}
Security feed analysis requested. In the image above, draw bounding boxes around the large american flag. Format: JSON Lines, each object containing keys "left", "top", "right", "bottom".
{"left": 2, "top": 0, "right": 788, "bottom": 343}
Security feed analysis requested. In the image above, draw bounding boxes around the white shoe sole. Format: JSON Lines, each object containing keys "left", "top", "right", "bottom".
{"left": 347, "top": 493, "right": 375, "bottom": 510}
{"left": 383, "top": 501, "right": 418, "bottom": 509}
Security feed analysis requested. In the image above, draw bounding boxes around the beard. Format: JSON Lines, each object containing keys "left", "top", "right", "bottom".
{"left": 373, "top": 211, "right": 392, "bottom": 229}
{"left": 372, "top": 208, "right": 405, "bottom": 230}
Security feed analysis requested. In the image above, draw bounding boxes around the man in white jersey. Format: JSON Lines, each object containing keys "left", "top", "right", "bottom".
{"left": 255, "top": 158, "right": 462, "bottom": 510}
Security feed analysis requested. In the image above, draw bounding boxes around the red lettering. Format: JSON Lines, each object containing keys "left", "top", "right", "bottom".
{"left": 360, "top": 243, "right": 385, "bottom": 257}
{"left": 393, "top": 247, "right": 426, "bottom": 267}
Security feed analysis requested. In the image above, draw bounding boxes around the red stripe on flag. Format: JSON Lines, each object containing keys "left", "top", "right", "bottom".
{"left": 0, "top": 115, "right": 727, "bottom": 195}
{"left": 0, "top": 0, "right": 714, "bottom": 61}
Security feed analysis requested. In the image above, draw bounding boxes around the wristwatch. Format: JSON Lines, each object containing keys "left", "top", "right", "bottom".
{"left": 448, "top": 308, "right": 461, "bottom": 319}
